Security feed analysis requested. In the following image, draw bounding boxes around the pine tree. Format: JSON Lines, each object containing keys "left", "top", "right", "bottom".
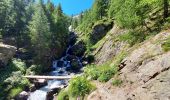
{"left": 28, "top": 0, "right": 51, "bottom": 66}
{"left": 91, "top": 0, "right": 109, "bottom": 20}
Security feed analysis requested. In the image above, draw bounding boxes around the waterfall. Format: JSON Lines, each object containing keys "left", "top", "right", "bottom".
{"left": 28, "top": 33, "right": 83, "bottom": 100}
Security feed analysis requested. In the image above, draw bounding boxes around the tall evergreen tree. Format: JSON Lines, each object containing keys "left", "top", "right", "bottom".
{"left": 28, "top": 0, "right": 51, "bottom": 66}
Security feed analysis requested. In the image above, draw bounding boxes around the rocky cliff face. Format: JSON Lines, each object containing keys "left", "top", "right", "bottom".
{"left": 92, "top": 25, "right": 128, "bottom": 65}
{"left": 0, "top": 43, "right": 16, "bottom": 67}
{"left": 88, "top": 29, "right": 170, "bottom": 100}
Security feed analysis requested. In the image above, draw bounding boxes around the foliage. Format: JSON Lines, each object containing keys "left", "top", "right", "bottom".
{"left": 68, "top": 76, "right": 95, "bottom": 98}
{"left": 57, "top": 89, "right": 69, "bottom": 100}
{"left": 9, "top": 87, "right": 23, "bottom": 98}
{"left": 112, "top": 79, "right": 123, "bottom": 86}
{"left": 118, "top": 30, "right": 146, "bottom": 46}
{"left": 84, "top": 62, "right": 118, "bottom": 82}
{"left": 26, "top": 64, "right": 43, "bottom": 75}
{"left": 162, "top": 37, "right": 170, "bottom": 52}
{"left": 0, "top": 59, "right": 30, "bottom": 99}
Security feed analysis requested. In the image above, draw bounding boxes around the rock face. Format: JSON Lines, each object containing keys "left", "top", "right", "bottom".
{"left": 68, "top": 41, "right": 86, "bottom": 57}
{"left": 34, "top": 79, "right": 48, "bottom": 89}
{"left": 0, "top": 43, "right": 16, "bottom": 67}
{"left": 90, "top": 22, "right": 113, "bottom": 44}
{"left": 93, "top": 25, "right": 128, "bottom": 65}
{"left": 88, "top": 31, "right": 170, "bottom": 100}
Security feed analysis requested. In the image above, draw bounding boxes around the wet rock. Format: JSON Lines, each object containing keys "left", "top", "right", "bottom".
{"left": 30, "top": 84, "right": 36, "bottom": 92}
{"left": 66, "top": 55, "right": 77, "bottom": 61}
{"left": 15, "top": 91, "right": 29, "bottom": 100}
{"left": 68, "top": 41, "right": 86, "bottom": 57}
{"left": 70, "top": 59, "right": 80, "bottom": 70}
{"left": 34, "top": 79, "right": 47, "bottom": 89}
{"left": 68, "top": 32, "right": 77, "bottom": 46}
{"left": 46, "top": 86, "right": 64, "bottom": 100}
{"left": 57, "top": 61, "right": 64, "bottom": 67}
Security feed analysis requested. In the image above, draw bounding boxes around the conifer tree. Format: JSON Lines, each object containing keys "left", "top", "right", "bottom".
{"left": 28, "top": 0, "right": 51, "bottom": 65}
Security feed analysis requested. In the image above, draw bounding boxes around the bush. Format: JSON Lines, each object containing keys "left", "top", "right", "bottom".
{"left": 68, "top": 76, "right": 95, "bottom": 98}
{"left": 9, "top": 59, "right": 27, "bottom": 73}
{"left": 57, "top": 89, "right": 69, "bottom": 100}
{"left": 118, "top": 31, "right": 146, "bottom": 46}
{"left": 84, "top": 65, "right": 100, "bottom": 80}
{"left": 9, "top": 87, "right": 23, "bottom": 99}
{"left": 112, "top": 79, "right": 122, "bottom": 86}
{"left": 84, "top": 63, "right": 118, "bottom": 82}
{"left": 26, "top": 64, "right": 43, "bottom": 75}
{"left": 162, "top": 38, "right": 170, "bottom": 52}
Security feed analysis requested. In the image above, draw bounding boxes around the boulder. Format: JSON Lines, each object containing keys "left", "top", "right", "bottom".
{"left": 90, "top": 22, "right": 113, "bottom": 45}
{"left": 65, "top": 55, "right": 77, "bottom": 61}
{"left": 70, "top": 59, "right": 81, "bottom": 71}
{"left": 68, "top": 32, "right": 77, "bottom": 46}
{"left": 15, "top": 91, "right": 29, "bottom": 100}
{"left": 68, "top": 41, "right": 86, "bottom": 57}
{"left": 34, "top": 79, "right": 47, "bottom": 89}
{"left": 0, "top": 43, "right": 16, "bottom": 67}
{"left": 46, "top": 86, "right": 65, "bottom": 100}
{"left": 30, "top": 84, "right": 36, "bottom": 92}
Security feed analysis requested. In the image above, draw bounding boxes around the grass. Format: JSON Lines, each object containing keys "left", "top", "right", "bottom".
{"left": 112, "top": 79, "right": 123, "bottom": 86}
{"left": 57, "top": 89, "right": 69, "bottom": 100}
{"left": 0, "top": 59, "right": 30, "bottom": 99}
{"left": 162, "top": 37, "right": 170, "bottom": 52}
{"left": 68, "top": 76, "right": 96, "bottom": 98}
{"left": 84, "top": 62, "right": 118, "bottom": 82}
{"left": 9, "top": 87, "right": 23, "bottom": 98}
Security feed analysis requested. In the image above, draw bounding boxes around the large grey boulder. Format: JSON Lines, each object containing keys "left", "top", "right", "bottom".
{"left": 0, "top": 43, "right": 16, "bottom": 67}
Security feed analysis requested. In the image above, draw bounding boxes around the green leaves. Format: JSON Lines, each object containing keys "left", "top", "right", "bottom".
{"left": 68, "top": 76, "right": 95, "bottom": 98}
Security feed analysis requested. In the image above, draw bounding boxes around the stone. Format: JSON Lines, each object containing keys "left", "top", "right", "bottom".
{"left": 34, "top": 79, "right": 47, "bottom": 89}
{"left": 68, "top": 41, "right": 86, "bottom": 57}
{"left": 15, "top": 91, "right": 29, "bottom": 100}
{"left": 90, "top": 22, "right": 113, "bottom": 44}
{"left": 30, "top": 84, "right": 36, "bottom": 92}
{"left": 0, "top": 43, "right": 16, "bottom": 67}
{"left": 88, "top": 31, "right": 170, "bottom": 100}
{"left": 70, "top": 59, "right": 80, "bottom": 71}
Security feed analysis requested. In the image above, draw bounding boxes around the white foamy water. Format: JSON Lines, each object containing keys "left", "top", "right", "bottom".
{"left": 28, "top": 42, "right": 83, "bottom": 100}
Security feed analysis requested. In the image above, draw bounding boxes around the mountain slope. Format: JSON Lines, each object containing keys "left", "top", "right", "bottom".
{"left": 88, "top": 30, "right": 170, "bottom": 100}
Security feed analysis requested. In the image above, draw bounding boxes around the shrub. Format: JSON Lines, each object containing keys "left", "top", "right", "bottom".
{"left": 9, "top": 59, "right": 27, "bottom": 73}
{"left": 9, "top": 87, "right": 23, "bottom": 98}
{"left": 68, "top": 76, "right": 95, "bottom": 98}
{"left": 26, "top": 64, "right": 43, "bottom": 75}
{"left": 112, "top": 79, "right": 123, "bottom": 86}
{"left": 118, "top": 31, "right": 146, "bottom": 46}
{"left": 84, "top": 63, "right": 118, "bottom": 82}
{"left": 84, "top": 65, "right": 100, "bottom": 80}
{"left": 162, "top": 38, "right": 170, "bottom": 52}
{"left": 57, "top": 89, "right": 69, "bottom": 100}
{"left": 4, "top": 71, "right": 30, "bottom": 87}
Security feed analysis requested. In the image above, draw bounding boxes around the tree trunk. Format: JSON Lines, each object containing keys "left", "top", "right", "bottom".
{"left": 164, "top": 0, "right": 169, "bottom": 19}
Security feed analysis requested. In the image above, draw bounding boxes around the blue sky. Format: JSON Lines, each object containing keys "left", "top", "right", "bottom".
{"left": 45, "top": 0, "right": 94, "bottom": 16}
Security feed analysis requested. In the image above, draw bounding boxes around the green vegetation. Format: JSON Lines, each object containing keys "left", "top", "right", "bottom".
{"left": 84, "top": 62, "right": 118, "bottom": 82}
{"left": 57, "top": 76, "right": 95, "bottom": 100}
{"left": 9, "top": 87, "right": 23, "bottom": 98}
{"left": 68, "top": 76, "right": 95, "bottom": 98}
{"left": 0, "top": 59, "right": 30, "bottom": 100}
{"left": 112, "top": 79, "right": 123, "bottom": 86}
{"left": 57, "top": 89, "right": 69, "bottom": 100}
{"left": 162, "top": 37, "right": 170, "bottom": 52}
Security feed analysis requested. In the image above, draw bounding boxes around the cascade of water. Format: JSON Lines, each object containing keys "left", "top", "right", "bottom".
{"left": 28, "top": 33, "right": 83, "bottom": 100}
